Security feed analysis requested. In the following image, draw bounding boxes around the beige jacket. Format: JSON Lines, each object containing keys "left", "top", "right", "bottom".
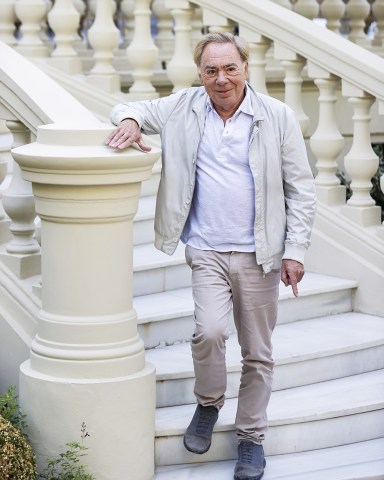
{"left": 110, "top": 84, "right": 317, "bottom": 273}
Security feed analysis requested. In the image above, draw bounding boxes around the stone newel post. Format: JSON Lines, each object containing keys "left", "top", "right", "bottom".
{"left": 12, "top": 123, "right": 160, "bottom": 480}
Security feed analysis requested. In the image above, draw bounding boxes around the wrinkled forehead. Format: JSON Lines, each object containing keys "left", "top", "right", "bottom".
{"left": 200, "top": 43, "right": 243, "bottom": 68}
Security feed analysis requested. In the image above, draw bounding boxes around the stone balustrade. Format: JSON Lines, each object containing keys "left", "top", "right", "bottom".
{"left": 0, "top": 1, "right": 382, "bottom": 258}
{"left": 1, "top": 2, "right": 384, "bottom": 479}
{"left": 0, "top": 0, "right": 383, "bottom": 248}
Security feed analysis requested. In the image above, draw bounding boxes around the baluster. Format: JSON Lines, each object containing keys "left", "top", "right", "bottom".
{"left": 248, "top": 39, "right": 272, "bottom": 95}
{"left": 1, "top": 121, "right": 40, "bottom": 278}
{"left": 341, "top": 83, "right": 381, "bottom": 225}
{"left": 115, "top": 0, "right": 134, "bottom": 80}
{"left": 199, "top": 6, "right": 235, "bottom": 33}
{"left": 278, "top": 50, "right": 309, "bottom": 134}
{"left": 73, "top": 0, "right": 86, "bottom": 15}
{"left": 39, "top": 0, "right": 53, "bottom": 46}
{"left": 207, "top": 20, "right": 235, "bottom": 33}
{"left": 191, "top": 6, "right": 203, "bottom": 50}
{"left": 320, "top": 0, "right": 346, "bottom": 33}
{"left": 240, "top": 26, "right": 271, "bottom": 95}
{"left": 293, "top": 0, "right": 320, "bottom": 19}
{"left": 372, "top": 0, "right": 384, "bottom": 45}
{"left": 345, "top": 0, "right": 371, "bottom": 45}
{"left": 0, "top": 0, "right": 17, "bottom": 46}
{"left": 47, "top": 0, "right": 82, "bottom": 74}
{"left": 0, "top": 121, "right": 12, "bottom": 244}
{"left": 308, "top": 66, "right": 345, "bottom": 205}
{"left": 166, "top": 1, "right": 196, "bottom": 92}
{"left": 125, "top": 0, "right": 159, "bottom": 99}
{"left": 120, "top": 0, "right": 135, "bottom": 47}
{"left": 152, "top": 0, "right": 174, "bottom": 68}
{"left": 86, "top": 0, "right": 121, "bottom": 93}
{"left": 14, "top": 0, "right": 50, "bottom": 57}
{"left": 71, "top": 0, "right": 87, "bottom": 53}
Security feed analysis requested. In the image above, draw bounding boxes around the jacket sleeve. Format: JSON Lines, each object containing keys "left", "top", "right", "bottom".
{"left": 281, "top": 108, "right": 317, "bottom": 265}
{"left": 110, "top": 89, "right": 188, "bottom": 135}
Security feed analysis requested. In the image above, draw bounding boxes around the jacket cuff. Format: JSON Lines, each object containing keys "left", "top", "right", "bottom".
{"left": 282, "top": 243, "right": 307, "bottom": 266}
{"left": 113, "top": 112, "right": 142, "bottom": 128}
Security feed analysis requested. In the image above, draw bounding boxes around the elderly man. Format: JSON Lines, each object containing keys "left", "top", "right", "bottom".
{"left": 106, "top": 32, "right": 316, "bottom": 480}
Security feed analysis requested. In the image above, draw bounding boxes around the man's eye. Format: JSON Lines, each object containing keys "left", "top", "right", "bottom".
{"left": 205, "top": 69, "right": 216, "bottom": 76}
{"left": 226, "top": 66, "right": 238, "bottom": 74}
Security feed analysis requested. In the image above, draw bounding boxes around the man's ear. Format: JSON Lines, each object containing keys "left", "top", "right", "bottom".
{"left": 244, "top": 62, "right": 249, "bottom": 80}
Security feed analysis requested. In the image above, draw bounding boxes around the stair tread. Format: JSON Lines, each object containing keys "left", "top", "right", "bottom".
{"left": 134, "top": 270, "right": 357, "bottom": 323}
{"left": 155, "top": 438, "right": 384, "bottom": 479}
{"left": 155, "top": 369, "right": 384, "bottom": 436}
{"left": 136, "top": 195, "right": 156, "bottom": 220}
{"left": 146, "top": 312, "right": 384, "bottom": 380}
{"left": 133, "top": 242, "right": 186, "bottom": 271}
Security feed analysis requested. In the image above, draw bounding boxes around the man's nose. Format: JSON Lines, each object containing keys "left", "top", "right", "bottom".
{"left": 216, "top": 70, "right": 228, "bottom": 83}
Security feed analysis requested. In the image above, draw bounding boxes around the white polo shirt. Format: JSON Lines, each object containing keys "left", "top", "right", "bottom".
{"left": 181, "top": 88, "right": 255, "bottom": 252}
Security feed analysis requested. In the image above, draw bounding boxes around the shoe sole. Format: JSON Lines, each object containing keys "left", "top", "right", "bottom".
{"left": 234, "top": 459, "right": 266, "bottom": 480}
{"left": 183, "top": 435, "right": 211, "bottom": 455}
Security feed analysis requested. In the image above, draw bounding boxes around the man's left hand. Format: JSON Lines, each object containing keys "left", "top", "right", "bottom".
{"left": 281, "top": 259, "right": 304, "bottom": 297}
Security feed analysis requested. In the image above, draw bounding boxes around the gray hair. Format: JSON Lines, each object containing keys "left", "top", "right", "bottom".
{"left": 193, "top": 32, "right": 249, "bottom": 67}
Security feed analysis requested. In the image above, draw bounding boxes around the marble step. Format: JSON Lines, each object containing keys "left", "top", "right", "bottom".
{"left": 134, "top": 195, "right": 156, "bottom": 246}
{"left": 140, "top": 157, "right": 161, "bottom": 197}
{"left": 134, "top": 270, "right": 357, "bottom": 347}
{"left": 155, "top": 437, "right": 384, "bottom": 479}
{"left": 155, "top": 369, "right": 384, "bottom": 466}
{"left": 146, "top": 312, "right": 384, "bottom": 407}
{"left": 133, "top": 242, "right": 190, "bottom": 297}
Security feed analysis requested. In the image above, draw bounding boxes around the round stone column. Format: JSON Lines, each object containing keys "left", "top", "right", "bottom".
{"left": 12, "top": 123, "right": 160, "bottom": 480}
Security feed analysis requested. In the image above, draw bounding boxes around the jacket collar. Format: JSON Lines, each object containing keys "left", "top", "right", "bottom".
{"left": 246, "top": 82, "right": 265, "bottom": 123}
{"left": 192, "top": 86, "right": 208, "bottom": 135}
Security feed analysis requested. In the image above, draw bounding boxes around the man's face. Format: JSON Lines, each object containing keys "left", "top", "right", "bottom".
{"left": 198, "top": 42, "right": 248, "bottom": 115}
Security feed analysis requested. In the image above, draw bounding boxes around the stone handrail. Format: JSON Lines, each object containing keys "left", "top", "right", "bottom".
{"left": 0, "top": 41, "right": 100, "bottom": 134}
{"left": 189, "top": 0, "right": 384, "bottom": 106}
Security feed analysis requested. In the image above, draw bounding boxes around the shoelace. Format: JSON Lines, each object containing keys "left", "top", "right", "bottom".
{"left": 239, "top": 442, "right": 255, "bottom": 463}
{"left": 196, "top": 408, "right": 216, "bottom": 434}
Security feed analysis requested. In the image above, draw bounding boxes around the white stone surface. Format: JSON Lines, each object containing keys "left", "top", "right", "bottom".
{"left": 155, "top": 369, "right": 384, "bottom": 464}
{"left": 133, "top": 242, "right": 191, "bottom": 296}
{"left": 155, "top": 438, "right": 384, "bottom": 479}
{"left": 146, "top": 312, "right": 384, "bottom": 406}
{"left": 134, "top": 269, "right": 357, "bottom": 346}
{"left": 133, "top": 195, "right": 156, "bottom": 245}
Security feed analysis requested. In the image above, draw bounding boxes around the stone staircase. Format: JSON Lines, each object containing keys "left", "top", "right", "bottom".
{"left": 131, "top": 176, "right": 384, "bottom": 479}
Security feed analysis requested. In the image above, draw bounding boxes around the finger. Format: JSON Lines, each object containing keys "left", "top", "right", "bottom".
{"left": 291, "top": 281, "right": 299, "bottom": 297}
{"left": 106, "top": 131, "right": 128, "bottom": 148}
{"left": 136, "top": 137, "right": 152, "bottom": 152}
{"left": 281, "top": 268, "right": 289, "bottom": 287}
{"left": 105, "top": 131, "right": 120, "bottom": 145}
{"left": 110, "top": 131, "right": 137, "bottom": 149}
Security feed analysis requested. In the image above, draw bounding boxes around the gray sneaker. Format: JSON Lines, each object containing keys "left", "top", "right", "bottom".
{"left": 234, "top": 440, "right": 266, "bottom": 480}
{"left": 183, "top": 404, "right": 219, "bottom": 454}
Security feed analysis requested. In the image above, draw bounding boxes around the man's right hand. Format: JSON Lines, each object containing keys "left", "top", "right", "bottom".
{"left": 105, "top": 118, "right": 152, "bottom": 152}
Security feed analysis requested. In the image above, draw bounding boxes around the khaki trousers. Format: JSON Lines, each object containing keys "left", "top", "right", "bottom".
{"left": 185, "top": 245, "right": 280, "bottom": 442}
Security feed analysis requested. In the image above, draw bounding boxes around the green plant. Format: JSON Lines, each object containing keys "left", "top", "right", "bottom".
{"left": 0, "top": 415, "right": 37, "bottom": 480}
{"left": 0, "top": 386, "right": 27, "bottom": 434}
{"left": 371, "top": 144, "right": 384, "bottom": 221}
{"left": 39, "top": 423, "right": 94, "bottom": 480}
{"left": 0, "top": 388, "right": 94, "bottom": 480}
